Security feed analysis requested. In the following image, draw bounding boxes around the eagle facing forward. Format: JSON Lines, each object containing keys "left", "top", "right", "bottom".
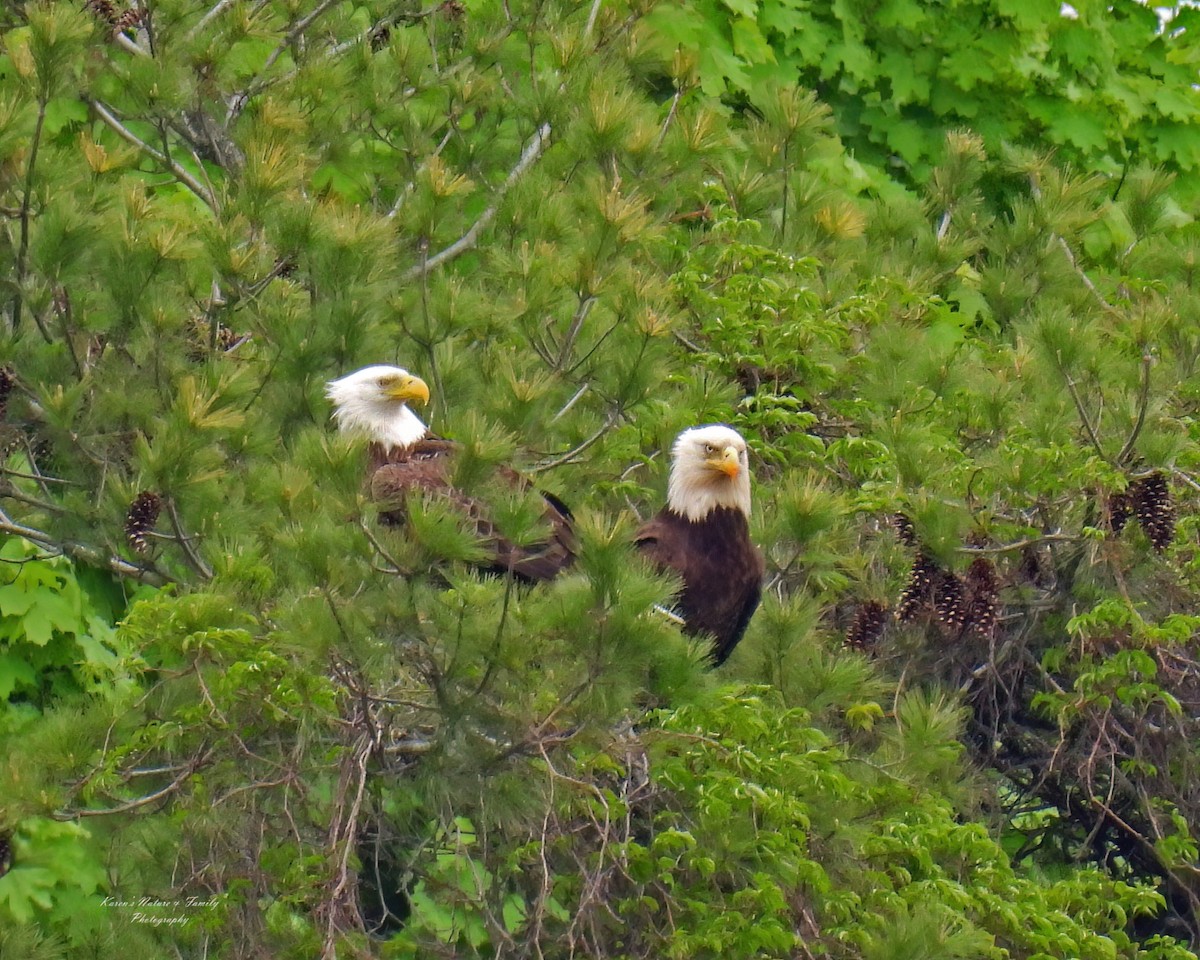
{"left": 635, "top": 425, "right": 765, "bottom": 666}
{"left": 327, "top": 365, "right": 574, "bottom": 582}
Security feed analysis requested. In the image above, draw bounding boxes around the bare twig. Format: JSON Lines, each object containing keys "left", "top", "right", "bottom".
{"left": 554, "top": 295, "right": 596, "bottom": 370}
{"left": 188, "top": 0, "right": 239, "bottom": 39}
{"left": 654, "top": 88, "right": 683, "bottom": 150}
{"left": 165, "top": 497, "right": 214, "bottom": 580}
{"left": 12, "top": 96, "right": 48, "bottom": 337}
{"left": 531, "top": 408, "right": 619, "bottom": 472}
{"left": 1117, "top": 351, "right": 1153, "bottom": 465}
{"left": 1062, "top": 372, "right": 1110, "bottom": 464}
{"left": 959, "top": 532, "right": 1083, "bottom": 555}
{"left": 551, "top": 383, "right": 590, "bottom": 423}
{"left": 402, "top": 122, "right": 552, "bottom": 282}
{"left": 57, "top": 750, "right": 209, "bottom": 819}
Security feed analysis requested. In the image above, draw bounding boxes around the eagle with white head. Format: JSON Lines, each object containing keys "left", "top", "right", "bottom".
{"left": 327, "top": 364, "right": 574, "bottom": 582}
{"left": 635, "top": 424, "right": 764, "bottom": 666}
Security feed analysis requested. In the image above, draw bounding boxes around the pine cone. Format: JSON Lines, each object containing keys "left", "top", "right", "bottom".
{"left": 1106, "top": 490, "right": 1133, "bottom": 534}
{"left": 0, "top": 830, "right": 11, "bottom": 878}
{"left": 891, "top": 512, "right": 917, "bottom": 547}
{"left": 112, "top": 7, "right": 144, "bottom": 32}
{"left": 85, "top": 0, "right": 118, "bottom": 24}
{"left": 845, "top": 600, "right": 889, "bottom": 650}
{"left": 964, "top": 557, "right": 999, "bottom": 637}
{"left": 125, "top": 491, "right": 161, "bottom": 553}
{"left": 934, "top": 570, "right": 968, "bottom": 629}
{"left": 0, "top": 366, "right": 14, "bottom": 421}
{"left": 897, "top": 552, "right": 939, "bottom": 621}
{"left": 1130, "top": 472, "right": 1175, "bottom": 552}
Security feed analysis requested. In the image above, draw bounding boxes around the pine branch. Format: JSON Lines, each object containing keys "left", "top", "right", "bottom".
{"left": 959, "top": 532, "right": 1083, "bottom": 554}
{"left": 11, "top": 96, "right": 49, "bottom": 338}
{"left": 165, "top": 496, "right": 213, "bottom": 580}
{"left": 86, "top": 98, "right": 218, "bottom": 209}
{"left": 226, "top": 0, "right": 341, "bottom": 122}
{"left": 0, "top": 505, "right": 171, "bottom": 586}
{"left": 532, "top": 407, "right": 620, "bottom": 472}
{"left": 1029, "top": 175, "right": 1121, "bottom": 317}
{"left": 402, "top": 122, "right": 552, "bottom": 282}
{"left": 1063, "top": 371, "right": 1111, "bottom": 464}
{"left": 188, "top": 0, "right": 240, "bottom": 39}
{"left": 56, "top": 749, "right": 209, "bottom": 819}
{"left": 1117, "top": 351, "right": 1153, "bottom": 465}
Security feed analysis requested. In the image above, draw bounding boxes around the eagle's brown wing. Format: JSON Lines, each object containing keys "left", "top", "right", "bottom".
{"left": 369, "top": 438, "right": 574, "bottom": 583}
{"left": 635, "top": 506, "right": 764, "bottom": 666}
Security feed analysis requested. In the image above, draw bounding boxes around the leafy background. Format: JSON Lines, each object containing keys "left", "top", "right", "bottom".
{"left": 3, "top": 0, "right": 1200, "bottom": 957}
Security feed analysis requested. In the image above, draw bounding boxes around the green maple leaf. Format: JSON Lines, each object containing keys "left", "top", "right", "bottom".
{"left": 875, "top": 0, "right": 926, "bottom": 31}
{"left": 731, "top": 17, "right": 775, "bottom": 64}
{"left": 1154, "top": 85, "right": 1199, "bottom": 121}
{"left": 1047, "top": 110, "right": 1109, "bottom": 152}
{"left": 0, "top": 652, "right": 36, "bottom": 699}
{"left": 0, "top": 867, "right": 58, "bottom": 923}
{"left": 884, "top": 52, "right": 931, "bottom": 105}
{"left": 18, "top": 590, "right": 81, "bottom": 646}
{"left": 760, "top": 0, "right": 805, "bottom": 36}
{"left": 719, "top": 0, "right": 759, "bottom": 18}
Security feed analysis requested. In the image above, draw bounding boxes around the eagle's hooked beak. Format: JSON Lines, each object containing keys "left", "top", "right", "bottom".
{"left": 385, "top": 374, "right": 430, "bottom": 406}
{"left": 707, "top": 446, "right": 741, "bottom": 478}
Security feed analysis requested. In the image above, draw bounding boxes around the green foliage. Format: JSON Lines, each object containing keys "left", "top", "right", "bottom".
{"left": 642, "top": 0, "right": 1200, "bottom": 188}
{"left": 3, "top": 0, "right": 1200, "bottom": 955}
{"left": 0, "top": 538, "right": 136, "bottom": 706}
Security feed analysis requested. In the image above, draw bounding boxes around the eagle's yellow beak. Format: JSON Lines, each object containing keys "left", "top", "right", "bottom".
{"left": 707, "top": 446, "right": 741, "bottom": 478}
{"left": 385, "top": 374, "right": 430, "bottom": 406}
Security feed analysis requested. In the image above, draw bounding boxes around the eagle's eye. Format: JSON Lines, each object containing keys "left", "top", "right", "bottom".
{"left": 703, "top": 443, "right": 715, "bottom": 454}
{"left": 377, "top": 377, "right": 393, "bottom": 388}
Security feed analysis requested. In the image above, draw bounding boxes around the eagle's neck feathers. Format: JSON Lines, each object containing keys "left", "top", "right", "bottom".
{"left": 667, "top": 461, "right": 752, "bottom": 522}
{"left": 331, "top": 396, "right": 428, "bottom": 451}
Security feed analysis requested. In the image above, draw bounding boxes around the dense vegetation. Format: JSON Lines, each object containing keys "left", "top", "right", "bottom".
{"left": 5, "top": 0, "right": 1200, "bottom": 957}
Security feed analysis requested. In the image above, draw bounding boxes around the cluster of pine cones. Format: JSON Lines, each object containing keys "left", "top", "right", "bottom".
{"left": 845, "top": 514, "right": 1000, "bottom": 650}
{"left": 1107, "top": 472, "right": 1176, "bottom": 552}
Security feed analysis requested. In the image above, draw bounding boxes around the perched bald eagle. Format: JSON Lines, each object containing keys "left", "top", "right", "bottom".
{"left": 327, "top": 365, "right": 574, "bottom": 582}
{"left": 635, "top": 425, "right": 765, "bottom": 666}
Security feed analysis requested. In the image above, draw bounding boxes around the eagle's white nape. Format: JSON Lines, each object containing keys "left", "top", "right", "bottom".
{"left": 326, "top": 364, "right": 429, "bottom": 451}
{"left": 667, "top": 424, "right": 753, "bottom": 522}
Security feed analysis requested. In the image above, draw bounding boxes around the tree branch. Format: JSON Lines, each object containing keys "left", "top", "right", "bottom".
{"left": 402, "top": 122, "right": 552, "bottom": 282}
{"left": 0, "top": 506, "right": 171, "bottom": 586}
{"left": 1062, "top": 371, "right": 1110, "bottom": 464}
{"left": 86, "top": 98, "right": 218, "bottom": 210}
{"left": 1117, "top": 351, "right": 1153, "bottom": 465}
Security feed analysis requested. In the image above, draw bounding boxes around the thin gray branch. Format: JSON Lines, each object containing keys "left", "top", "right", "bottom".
{"left": 165, "top": 496, "right": 214, "bottom": 581}
{"left": 532, "top": 408, "right": 619, "bottom": 473}
{"left": 402, "top": 122, "right": 552, "bottom": 282}
{"left": 188, "top": 0, "right": 239, "bottom": 39}
{"left": 86, "top": 99, "right": 217, "bottom": 209}
{"left": 0, "top": 507, "right": 170, "bottom": 586}
{"left": 1117, "top": 351, "right": 1153, "bottom": 465}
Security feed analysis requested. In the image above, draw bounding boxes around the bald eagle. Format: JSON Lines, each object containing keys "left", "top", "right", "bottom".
{"left": 327, "top": 365, "right": 574, "bottom": 582}
{"left": 635, "top": 425, "right": 764, "bottom": 666}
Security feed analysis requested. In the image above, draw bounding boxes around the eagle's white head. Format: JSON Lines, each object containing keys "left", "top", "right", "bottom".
{"left": 667, "top": 424, "right": 753, "bottom": 522}
{"left": 326, "top": 364, "right": 430, "bottom": 451}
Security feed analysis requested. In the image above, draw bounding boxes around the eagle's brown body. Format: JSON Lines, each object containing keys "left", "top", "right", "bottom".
{"left": 635, "top": 505, "right": 764, "bottom": 666}
{"left": 368, "top": 439, "right": 575, "bottom": 583}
